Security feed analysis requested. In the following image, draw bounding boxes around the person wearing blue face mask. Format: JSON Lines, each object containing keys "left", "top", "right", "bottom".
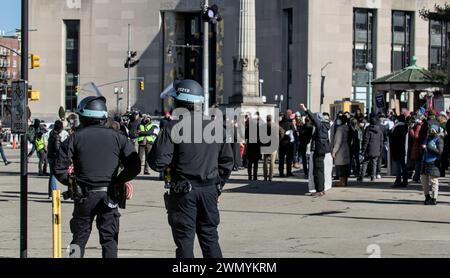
{"left": 421, "top": 125, "right": 444, "bottom": 206}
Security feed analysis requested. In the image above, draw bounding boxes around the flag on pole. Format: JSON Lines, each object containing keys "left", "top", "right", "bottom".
{"left": 320, "top": 75, "right": 326, "bottom": 106}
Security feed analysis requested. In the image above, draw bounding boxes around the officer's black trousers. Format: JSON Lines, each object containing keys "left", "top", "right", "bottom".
{"left": 70, "top": 192, "right": 120, "bottom": 258}
{"left": 313, "top": 153, "right": 325, "bottom": 193}
{"left": 167, "top": 185, "right": 222, "bottom": 259}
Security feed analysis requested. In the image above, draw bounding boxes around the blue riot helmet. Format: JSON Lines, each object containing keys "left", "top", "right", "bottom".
{"left": 76, "top": 96, "right": 108, "bottom": 120}
{"left": 161, "top": 79, "right": 205, "bottom": 110}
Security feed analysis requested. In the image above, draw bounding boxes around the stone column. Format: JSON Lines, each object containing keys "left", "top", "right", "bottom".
{"left": 408, "top": 90, "right": 415, "bottom": 112}
{"left": 230, "top": 0, "right": 261, "bottom": 104}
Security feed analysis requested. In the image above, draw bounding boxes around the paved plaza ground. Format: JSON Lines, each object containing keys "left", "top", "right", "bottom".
{"left": 1, "top": 147, "right": 450, "bottom": 258}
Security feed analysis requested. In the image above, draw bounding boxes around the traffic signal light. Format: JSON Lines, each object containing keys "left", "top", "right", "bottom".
{"left": 28, "top": 89, "right": 40, "bottom": 101}
{"left": 31, "top": 54, "right": 40, "bottom": 69}
{"left": 139, "top": 81, "right": 145, "bottom": 92}
{"left": 75, "top": 85, "right": 80, "bottom": 96}
{"left": 203, "top": 4, "right": 222, "bottom": 24}
{"left": 125, "top": 51, "right": 140, "bottom": 68}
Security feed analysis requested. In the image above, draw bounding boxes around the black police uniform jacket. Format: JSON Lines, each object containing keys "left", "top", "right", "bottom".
{"left": 148, "top": 115, "right": 234, "bottom": 187}
{"left": 53, "top": 124, "right": 141, "bottom": 188}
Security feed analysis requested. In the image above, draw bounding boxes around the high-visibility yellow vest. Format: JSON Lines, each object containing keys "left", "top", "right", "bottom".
{"left": 138, "top": 124, "right": 156, "bottom": 144}
{"left": 36, "top": 137, "right": 45, "bottom": 151}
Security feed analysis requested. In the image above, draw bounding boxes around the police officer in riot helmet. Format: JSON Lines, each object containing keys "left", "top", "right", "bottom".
{"left": 54, "top": 96, "right": 141, "bottom": 258}
{"left": 148, "top": 79, "right": 234, "bottom": 258}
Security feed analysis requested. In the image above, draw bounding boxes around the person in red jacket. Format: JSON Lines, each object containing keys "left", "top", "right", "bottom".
{"left": 409, "top": 116, "right": 425, "bottom": 182}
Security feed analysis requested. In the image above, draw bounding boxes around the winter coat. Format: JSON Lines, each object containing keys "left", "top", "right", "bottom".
{"left": 361, "top": 124, "right": 384, "bottom": 158}
{"left": 47, "top": 130, "right": 62, "bottom": 160}
{"left": 279, "top": 118, "right": 295, "bottom": 149}
{"left": 349, "top": 124, "right": 362, "bottom": 154}
{"left": 297, "top": 124, "right": 313, "bottom": 152}
{"left": 332, "top": 124, "right": 351, "bottom": 166}
{"left": 127, "top": 119, "right": 141, "bottom": 140}
{"left": 389, "top": 122, "right": 409, "bottom": 161}
{"left": 245, "top": 119, "right": 261, "bottom": 160}
{"left": 421, "top": 135, "right": 444, "bottom": 177}
{"left": 409, "top": 122, "right": 423, "bottom": 161}
{"left": 305, "top": 110, "right": 331, "bottom": 155}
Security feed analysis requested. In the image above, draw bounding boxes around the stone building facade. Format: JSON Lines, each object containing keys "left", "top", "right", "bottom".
{"left": 28, "top": 0, "right": 448, "bottom": 120}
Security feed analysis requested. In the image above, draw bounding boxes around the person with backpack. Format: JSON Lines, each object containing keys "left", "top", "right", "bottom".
{"left": 358, "top": 117, "right": 384, "bottom": 182}
{"left": 47, "top": 120, "right": 64, "bottom": 198}
{"left": 421, "top": 125, "right": 444, "bottom": 206}
{"left": 278, "top": 113, "right": 295, "bottom": 177}
{"left": 300, "top": 104, "right": 331, "bottom": 197}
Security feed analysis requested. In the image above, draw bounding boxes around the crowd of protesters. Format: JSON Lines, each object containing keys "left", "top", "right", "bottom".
{"left": 4, "top": 102, "right": 450, "bottom": 206}
{"left": 234, "top": 104, "right": 449, "bottom": 206}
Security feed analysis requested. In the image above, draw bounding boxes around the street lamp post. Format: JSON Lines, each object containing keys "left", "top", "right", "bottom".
{"left": 259, "top": 79, "right": 264, "bottom": 98}
{"left": 114, "top": 87, "right": 120, "bottom": 115}
{"left": 127, "top": 24, "right": 131, "bottom": 113}
{"left": 366, "top": 62, "right": 374, "bottom": 116}
{"left": 307, "top": 74, "right": 312, "bottom": 110}
{"left": 275, "top": 94, "right": 284, "bottom": 111}
{"left": 202, "top": 0, "right": 210, "bottom": 116}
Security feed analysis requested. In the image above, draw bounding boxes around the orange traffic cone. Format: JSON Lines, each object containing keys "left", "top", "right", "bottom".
{"left": 12, "top": 136, "right": 17, "bottom": 150}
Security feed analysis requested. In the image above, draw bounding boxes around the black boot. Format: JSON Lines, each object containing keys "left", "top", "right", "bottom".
{"left": 424, "top": 195, "right": 432, "bottom": 205}
{"left": 430, "top": 198, "right": 437, "bottom": 206}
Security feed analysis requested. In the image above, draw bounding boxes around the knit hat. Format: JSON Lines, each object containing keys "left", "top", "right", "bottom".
{"left": 430, "top": 125, "right": 440, "bottom": 135}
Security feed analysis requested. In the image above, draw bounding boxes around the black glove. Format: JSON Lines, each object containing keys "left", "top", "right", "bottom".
{"left": 62, "top": 176, "right": 83, "bottom": 201}
{"left": 109, "top": 183, "right": 127, "bottom": 209}
{"left": 217, "top": 181, "right": 225, "bottom": 196}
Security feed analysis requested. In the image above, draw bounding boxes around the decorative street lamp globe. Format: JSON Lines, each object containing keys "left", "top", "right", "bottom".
{"left": 207, "top": 9, "right": 215, "bottom": 18}
{"left": 366, "top": 62, "right": 374, "bottom": 72}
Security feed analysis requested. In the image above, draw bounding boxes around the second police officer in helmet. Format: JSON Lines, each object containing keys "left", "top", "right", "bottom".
{"left": 148, "top": 79, "right": 234, "bottom": 258}
{"left": 54, "top": 96, "right": 141, "bottom": 258}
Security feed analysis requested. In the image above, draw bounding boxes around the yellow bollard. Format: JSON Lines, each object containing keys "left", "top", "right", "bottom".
{"left": 52, "top": 190, "right": 62, "bottom": 258}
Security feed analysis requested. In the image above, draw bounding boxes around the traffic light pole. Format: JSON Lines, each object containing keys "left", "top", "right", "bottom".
{"left": 20, "top": 0, "right": 29, "bottom": 259}
{"left": 203, "top": 0, "right": 209, "bottom": 116}
{"left": 127, "top": 24, "right": 131, "bottom": 113}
